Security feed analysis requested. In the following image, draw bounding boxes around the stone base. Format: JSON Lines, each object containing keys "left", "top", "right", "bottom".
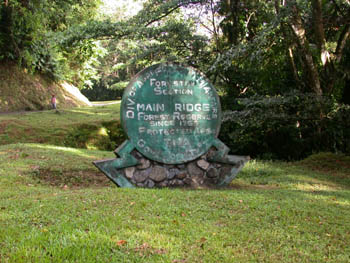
{"left": 117, "top": 149, "right": 248, "bottom": 188}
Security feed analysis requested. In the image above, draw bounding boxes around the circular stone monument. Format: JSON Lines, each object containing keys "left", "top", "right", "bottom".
{"left": 121, "top": 63, "right": 222, "bottom": 164}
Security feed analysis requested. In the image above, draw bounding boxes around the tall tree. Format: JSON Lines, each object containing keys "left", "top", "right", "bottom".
{"left": 282, "top": 0, "right": 350, "bottom": 96}
{"left": 211, "top": 0, "right": 350, "bottom": 98}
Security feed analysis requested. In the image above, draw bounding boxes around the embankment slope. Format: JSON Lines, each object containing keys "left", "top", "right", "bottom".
{"left": 0, "top": 62, "right": 91, "bottom": 112}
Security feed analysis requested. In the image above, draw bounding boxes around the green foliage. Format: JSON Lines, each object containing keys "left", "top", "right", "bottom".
{"left": 22, "top": 38, "right": 64, "bottom": 80}
{"left": 207, "top": 0, "right": 350, "bottom": 98}
{"left": 220, "top": 91, "right": 350, "bottom": 160}
{"left": 81, "top": 80, "right": 126, "bottom": 101}
{"left": 62, "top": 39, "right": 107, "bottom": 87}
{"left": 80, "top": 3, "right": 211, "bottom": 95}
{"left": 2, "top": 0, "right": 349, "bottom": 98}
{"left": 0, "top": 0, "right": 103, "bottom": 86}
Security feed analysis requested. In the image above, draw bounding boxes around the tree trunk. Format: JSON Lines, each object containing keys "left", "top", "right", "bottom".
{"left": 287, "top": 2, "right": 323, "bottom": 95}
{"left": 274, "top": 0, "right": 302, "bottom": 89}
{"left": 312, "top": 0, "right": 329, "bottom": 66}
{"left": 335, "top": 24, "right": 350, "bottom": 64}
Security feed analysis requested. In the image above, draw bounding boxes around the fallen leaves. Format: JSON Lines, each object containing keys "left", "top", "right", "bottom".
{"left": 116, "top": 240, "right": 127, "bottom": 246}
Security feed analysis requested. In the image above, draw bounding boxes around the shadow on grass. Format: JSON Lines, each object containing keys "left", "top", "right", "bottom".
{"left": 0, "top": 143, "right": 114, "bottom": 189}
{"left": 29, "top": 167, "right": 111, "bottom": 188}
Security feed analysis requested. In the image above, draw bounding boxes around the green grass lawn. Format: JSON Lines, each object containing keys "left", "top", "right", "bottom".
{"left": 0, "top": 143, "right": 349, "bottom": 262}
{"left": 0, "top": 104, "right": 350, "bottom": 262}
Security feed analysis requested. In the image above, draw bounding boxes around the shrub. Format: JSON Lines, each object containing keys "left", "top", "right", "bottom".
{"left": 220, "top": 91, "right": 350, "bottom": 160}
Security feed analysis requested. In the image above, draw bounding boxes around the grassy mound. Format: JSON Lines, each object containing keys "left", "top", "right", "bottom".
{"left": 0, "top": 62, "right": 91, "bottom": 112}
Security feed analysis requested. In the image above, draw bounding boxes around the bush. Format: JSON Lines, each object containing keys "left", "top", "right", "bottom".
{"left": 81, "top": 80, "right": 126, "bottom": 101}
{"left": 220, "top": 91, "right": 350, "bottom": 160}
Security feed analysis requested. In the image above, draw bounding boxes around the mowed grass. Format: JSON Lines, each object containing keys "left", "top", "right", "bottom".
{"left": 0, "top": 142, "right": 350, "bottom": 263}
{"left": 0, "top": 102, "right": 123, "bottom": 149}
{"left": 1, "top": 104, "right": 350, "bottom": 262}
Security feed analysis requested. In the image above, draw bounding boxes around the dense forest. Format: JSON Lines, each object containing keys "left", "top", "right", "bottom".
{"left": 1, "top": 0, "right": 349, "bottom": 159}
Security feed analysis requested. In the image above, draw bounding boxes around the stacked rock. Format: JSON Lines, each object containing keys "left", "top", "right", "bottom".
{"left": 121, "top": 150, "right": 235, "bottom": 188}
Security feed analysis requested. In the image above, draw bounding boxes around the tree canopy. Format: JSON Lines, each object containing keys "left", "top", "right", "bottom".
{"left": 1, "top": 0, "right": 349, "bottom": 158}
{"left": 1, "top": 0, "right": 349, "bottom": 99}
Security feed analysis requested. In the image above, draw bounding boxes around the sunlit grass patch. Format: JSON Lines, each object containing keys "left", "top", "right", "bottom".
{"left": 236, "top": 154, "right": 350, "bottom": 192}
{"left": 0, "top": 102, "right": 125, "bottom": 150}
{"left": 32, "top": 143, "right": 100, "bottom": 159}
{"left": 0, "top": 102, "right": 121, "bottom": 125}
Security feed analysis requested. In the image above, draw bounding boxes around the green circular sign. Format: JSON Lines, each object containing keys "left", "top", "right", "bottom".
{"left": 121, "top": 63, "right": 221, "bottom": 164}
